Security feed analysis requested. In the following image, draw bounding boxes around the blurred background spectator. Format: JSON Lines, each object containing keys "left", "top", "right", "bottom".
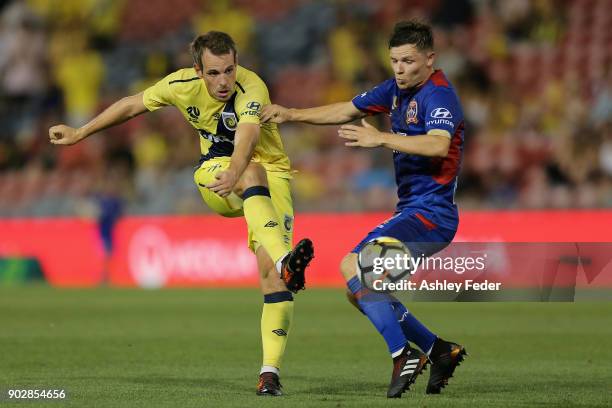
{"left": 0, "top": 0, "right": 610, "bottom": 217}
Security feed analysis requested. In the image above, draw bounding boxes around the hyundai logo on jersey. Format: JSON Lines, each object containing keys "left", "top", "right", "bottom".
{"left": 430, "top": 107, "right": 452, "bottom": 119}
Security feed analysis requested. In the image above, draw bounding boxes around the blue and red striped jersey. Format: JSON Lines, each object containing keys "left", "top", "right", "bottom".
{"left": 352, "top": 70, "right": 464, "bottom": 229}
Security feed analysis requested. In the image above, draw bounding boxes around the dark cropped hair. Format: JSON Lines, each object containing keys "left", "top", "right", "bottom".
{"left": 388, "top": 20, "right": 434, "bottom": 51}
{"left": 190, "top": 31, "right": 237, "bottom": 67}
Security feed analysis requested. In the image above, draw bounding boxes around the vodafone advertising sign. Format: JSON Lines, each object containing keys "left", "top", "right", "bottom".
{"left": 110, "top": 217, "right": 258, "bottom": 288}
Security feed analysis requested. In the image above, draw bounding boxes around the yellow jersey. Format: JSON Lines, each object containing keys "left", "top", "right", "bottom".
{"left": 142, "top": 66, "right": 290, "bottom": 173}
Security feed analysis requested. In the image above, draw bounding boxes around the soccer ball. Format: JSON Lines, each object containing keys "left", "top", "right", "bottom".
{"left": 357, "top": 236, "right": 412, "bottom": 292}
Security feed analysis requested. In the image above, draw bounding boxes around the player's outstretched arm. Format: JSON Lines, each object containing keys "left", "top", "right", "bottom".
{"left": 206, "top": 123, "right": 259, "bottom": 197}
{"left": 339, "top": 119, "right": 451, "bottom": 157}
{"left": 49, "top": 93, "right": 148, "bottom": 145}
{"left": 379, "top": 132, "right": 450, "bottom": 157}
{"left": 261, "top": 101, "right": 365, "bottom": 125}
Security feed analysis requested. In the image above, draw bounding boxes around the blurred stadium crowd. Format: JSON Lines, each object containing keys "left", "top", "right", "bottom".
{"left": 0, "top": 0, "right": 610, "bottom": 217}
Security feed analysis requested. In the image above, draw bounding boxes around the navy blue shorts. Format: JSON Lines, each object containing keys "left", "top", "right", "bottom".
{"left": 351, "top": 208, "right": 457, "bottom": 257}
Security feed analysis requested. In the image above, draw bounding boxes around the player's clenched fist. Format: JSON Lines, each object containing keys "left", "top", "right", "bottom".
{"left": 261, "top": 104, "right": 290, "bottom": 124}
{"left": 48, "top": 125, "right": 84, "bottom": 145}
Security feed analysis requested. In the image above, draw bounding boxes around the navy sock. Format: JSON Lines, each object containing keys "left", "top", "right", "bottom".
{"left": 347, "top": 276, "right": 407, "bottom": 356}
{"left": 390, "top": 299, "right": 436, "bottom": 354}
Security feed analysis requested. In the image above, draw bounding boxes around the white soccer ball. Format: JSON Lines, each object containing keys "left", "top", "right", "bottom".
{"left": 357, "top": 236, "right": 412, "bottom": 292}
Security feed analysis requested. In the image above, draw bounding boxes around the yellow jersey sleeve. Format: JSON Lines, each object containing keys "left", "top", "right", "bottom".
{"left": 142, "top": 69, "right": 197, "bottom": 111}
{"left": 142, "top": 75, "right": 174, "bottom": 111}
{"left": 234, "top": 72, "right": 269, "bottom": 125}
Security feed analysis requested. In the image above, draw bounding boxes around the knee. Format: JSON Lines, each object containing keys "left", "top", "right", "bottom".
{"left": 340, "top": 253, "right": 358, "bottom": 280}
{"left": 257, "top": 248, "right": 286, "bottom": 294}
{"left": 258, "top": 257, "right": 275, "bottom": 279}
{"left": 261, "top": 267, "right": 287, "bottom": 294}
{"left": 235, "top": 163, "right": 268, "bottom": 196}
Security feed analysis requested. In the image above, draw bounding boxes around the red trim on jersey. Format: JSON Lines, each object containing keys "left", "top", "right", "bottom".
{"left": 432, "top": 121, "right": 463, "bottom": 184}
{"left": 365, "top": 105, "right": 390, "bottom": 114}
{"left": 415, "top": 212, "right": 437, "bottom": 230}
{"left": 430, "top": 70, "right": 449, "bottom": 87}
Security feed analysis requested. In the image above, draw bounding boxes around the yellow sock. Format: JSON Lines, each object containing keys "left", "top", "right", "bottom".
{"left": 242, "top": 186, "right": 288, "bottom": 263}
{"left": 261, "top": 292, "right": 294, "bottom": 370}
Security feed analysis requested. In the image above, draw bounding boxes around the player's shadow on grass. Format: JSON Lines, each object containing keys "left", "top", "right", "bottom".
{"left": 290, "top": 375, "right": 384, "bottom": 396}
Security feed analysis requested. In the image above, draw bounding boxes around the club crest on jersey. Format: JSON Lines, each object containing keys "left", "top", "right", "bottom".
{"left": 406, "top": 100, "right": 418, "bottom": 124}
{"left": 221, "top": 112, "right": 238, "bottom": 131}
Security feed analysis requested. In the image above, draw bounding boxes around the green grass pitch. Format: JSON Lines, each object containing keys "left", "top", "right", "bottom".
{"left": 1, "top": 287, "right": 610, "bottom": 407}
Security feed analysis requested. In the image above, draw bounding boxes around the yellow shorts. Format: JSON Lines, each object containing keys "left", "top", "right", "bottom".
{"left": 194, "top": 157, "right": 294, "bottom": 254}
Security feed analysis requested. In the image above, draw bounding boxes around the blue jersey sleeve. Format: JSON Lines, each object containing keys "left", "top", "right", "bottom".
{"left": 424, "top": 88, "right": 462, "bottom": 136}
{"left": 351, "top": 79, "right": 395, "bottom": 115}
